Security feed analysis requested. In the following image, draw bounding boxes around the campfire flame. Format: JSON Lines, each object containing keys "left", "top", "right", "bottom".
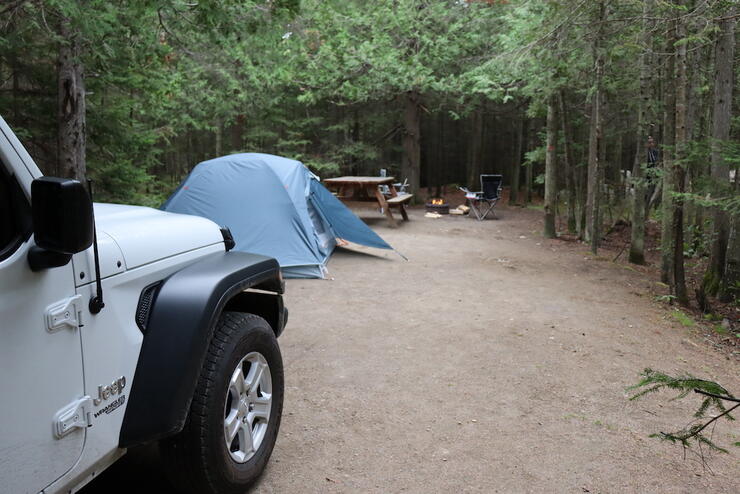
{"left": 431, "top": 198, "right": 444, "bottom": 205}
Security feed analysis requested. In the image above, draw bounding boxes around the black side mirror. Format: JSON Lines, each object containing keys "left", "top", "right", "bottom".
{"left": 28, "top": 177, "right": 93, "bottom": 271}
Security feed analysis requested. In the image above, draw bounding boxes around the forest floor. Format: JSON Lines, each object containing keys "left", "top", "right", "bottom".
{"left": 86, "top": 202, "right": 739, "bottom": 493}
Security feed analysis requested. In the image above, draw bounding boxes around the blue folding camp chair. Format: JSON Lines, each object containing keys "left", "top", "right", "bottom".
{"left": 460, "top": 174, "right": 503, "bottom": 220}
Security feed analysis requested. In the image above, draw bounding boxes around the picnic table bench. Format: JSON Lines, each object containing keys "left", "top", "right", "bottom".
{"left": 323, "top": 176, "right": 413, "bottom": 226}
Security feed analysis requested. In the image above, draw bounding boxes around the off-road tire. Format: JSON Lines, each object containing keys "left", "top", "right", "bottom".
{"left": 160, "top": 312, "right": 283, "bottom": 494}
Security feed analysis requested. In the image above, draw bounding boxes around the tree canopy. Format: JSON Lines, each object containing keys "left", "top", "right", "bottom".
{"left": 1, "top": 0, "right": 738, "bottom": 301}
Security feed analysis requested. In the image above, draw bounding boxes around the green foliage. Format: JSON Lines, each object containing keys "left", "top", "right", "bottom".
{"left": 683, "top": 220, "right": 712, "bottom": 258}
{"left": 628, "top": 369, "right": 738, "bottom": 455}
{"left": 671, "top": 310, "right": 695, "bottom": 327}
{"left": 727, "top": 281, "right": 740, "bottom": 306}
{"left": 713, "top": 324, "right": 729, "bottom": 335}
{"left": 654, "top": 294, "right": 677, "bottom": 304}
{"left": 2, "top": 0, "right": 307, "bottom": 203}
{"left": 523, "top": 147, "right": 545, "bottom": 167}
{"left": 1, "top": 0, "right": 737, "bottom": 221}
{"left": 292, "top": 0, "right": 496, "bottom": 103}
{"left": 673, "top": 138, "right": 740, "bottom": 217}
{"left": 628, "top": 369, "right": 732, "bottom": 410}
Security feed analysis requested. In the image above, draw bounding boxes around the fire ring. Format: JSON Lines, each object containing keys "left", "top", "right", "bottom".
{"left": 425, "top": 198, "right": 449, "bottom": 214}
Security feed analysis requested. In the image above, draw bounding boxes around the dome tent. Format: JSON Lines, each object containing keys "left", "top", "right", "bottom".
{"left": 162, "top": 153, "right": 393, "bottom": 278}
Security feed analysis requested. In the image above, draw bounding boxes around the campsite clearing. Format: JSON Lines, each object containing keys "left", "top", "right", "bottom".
{"left": 85, "top": 205, "right": 739, "bottom": 493}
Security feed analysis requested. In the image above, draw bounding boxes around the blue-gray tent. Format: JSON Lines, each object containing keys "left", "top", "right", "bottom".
{"left": 162, "top": 153, "right": 393, "bottom": 278}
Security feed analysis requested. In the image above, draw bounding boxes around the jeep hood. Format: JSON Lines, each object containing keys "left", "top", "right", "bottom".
{"left": 94, "top": 203, "right": 224, "bottom": 269}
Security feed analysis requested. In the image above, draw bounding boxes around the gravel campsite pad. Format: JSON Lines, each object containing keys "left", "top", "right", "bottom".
{"left": 88, "top": 206, "right": 739, "bottom": 493}
{"left": 261, "top": 207, "right": 739, "bottom": 493}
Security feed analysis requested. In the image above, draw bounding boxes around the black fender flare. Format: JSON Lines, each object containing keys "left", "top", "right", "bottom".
{"left": 119, "top": 251, "right": 284, "bottom": 448}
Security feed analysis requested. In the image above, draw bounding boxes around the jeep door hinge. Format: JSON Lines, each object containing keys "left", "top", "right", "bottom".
{"left": 53, "top": 396, "right": 93, "bottom": 439}
{"left": 45, "top": 294, "right": 82, "bottom": 333}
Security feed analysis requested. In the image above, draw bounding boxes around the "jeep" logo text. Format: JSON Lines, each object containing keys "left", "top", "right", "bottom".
{"left": 93, "top": 376, "right": 126, "bottom": 406}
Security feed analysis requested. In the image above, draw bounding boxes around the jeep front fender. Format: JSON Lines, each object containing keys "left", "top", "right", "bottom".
{"left": 119, "top": 251, "right": 284, "bottom": 448}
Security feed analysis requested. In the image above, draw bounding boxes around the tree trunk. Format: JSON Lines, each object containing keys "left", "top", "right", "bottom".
{"left": 719, "top": 214, "right": 740, "bottom": 302}
{"left": 660, "top": 25, "right": 677, "bottom": 285}
{"left": 215, "top": 119, "right": 223, "bottom": 157}
{"left": 683, "top": 43, "right": 703, "bottom": 250}
{"left": 57, "top": 17, "right": 86, "bottom": 182}
{"left": 585, "top": 90, "right": 601, "bottom": 249}
{"left": 431, "top": 111, "right": 441, "bottom": 194}
{"left": 614, "top": 132, "right": 623, "bottom": 199}
{"left": 509, "top": 116, "right": 523, "bottom": 205}
{"left": 524, "top": 120, "right": 534, "bottom": 204}
{"left": 351, "top": 108, "right": 360, "bottom": 175}
{"left": 672, "top": 4, "right": 689, "bottom": 306}
{"left": 467, "top": 109, "right": 483, "bottom": 189}
{"left": 597, "top": 111, "right": 607, "bottom": 235}
{"left": 544, "top": 96, "right": 558, "bottom": 238}
{"left": 629, "top": 0, "right": 654, "bottom": 265}
{"left": 10, "top": 52, "right": 20, "bottom": 129}
{"left": 231, "top": 114, "right": 245, "bottom": 152}
{"left": 705, "top": 8, "right": 736, "bottom": 295}
{"left": 402, "top": 91, "right": 421, "bottom": 197}
{"left": 719, "top": 166, "right": 740, "bottom": 302}
{"left": 577, "top": 131, "right": 588, "bottom": 240}
{"left": 558, "top": 91, "right": 577, "bottom": 234}
{"left": 585, "top": 0, "right": 605, "bottom": 253}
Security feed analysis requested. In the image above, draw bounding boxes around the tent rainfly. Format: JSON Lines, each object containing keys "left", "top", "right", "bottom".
{"left": 162, "top": 153, "right": 394, "bottom": 278}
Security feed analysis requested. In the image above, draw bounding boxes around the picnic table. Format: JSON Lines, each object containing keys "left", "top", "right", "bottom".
{"left": 323, "top": 176, "right": 413, "bottom": 227}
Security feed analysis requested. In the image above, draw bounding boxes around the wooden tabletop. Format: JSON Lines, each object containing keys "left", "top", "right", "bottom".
{"left": 324, "top": 176, "right": 395, "bottom": 185}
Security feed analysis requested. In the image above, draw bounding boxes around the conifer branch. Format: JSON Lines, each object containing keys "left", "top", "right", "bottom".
{"left": 629, "top": 369, "right": 738, "bottom": 457}
{"left": 694, "top": 389, "right": 740, "bottom": 404}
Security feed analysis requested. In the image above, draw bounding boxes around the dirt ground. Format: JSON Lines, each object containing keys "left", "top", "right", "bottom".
{"left": 86, "top": 205, "right": 739, "bottom": 493}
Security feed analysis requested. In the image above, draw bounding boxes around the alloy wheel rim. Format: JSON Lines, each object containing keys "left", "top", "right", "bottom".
{"left": 223, "top": 351, "right": 272, "bottom": 463}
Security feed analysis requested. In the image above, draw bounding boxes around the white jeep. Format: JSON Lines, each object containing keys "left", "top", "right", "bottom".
{"left": 0, "top": 115, "right": 287, "bottom": 494}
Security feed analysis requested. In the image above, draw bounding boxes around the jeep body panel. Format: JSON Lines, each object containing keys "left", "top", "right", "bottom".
{"left": 120, "top": 251, "right": 282, "bottom": 447}
{"left": 1, "top": 114, "right": 287, "bottom": 493}
{"left": 87, "top": 204, "right": 224, "bottom": 270}
{"left": 1, "top": 117, "right": 87, "bottom": 494}
{"left": 70, "top": 203, "right": 225, "bottom": 288}
{"left": 45, "top": 244, "right": 227, "bottom": 494}
{"left": 0, "top": 240, "right": 86, "bottom": 494}
{"left": 71, "top": 229, "right": 126, "bottom": 283}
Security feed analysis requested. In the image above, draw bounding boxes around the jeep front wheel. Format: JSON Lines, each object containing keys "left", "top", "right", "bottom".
{"left": 160, "top": 312, "right": 283, "bottom": 494}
